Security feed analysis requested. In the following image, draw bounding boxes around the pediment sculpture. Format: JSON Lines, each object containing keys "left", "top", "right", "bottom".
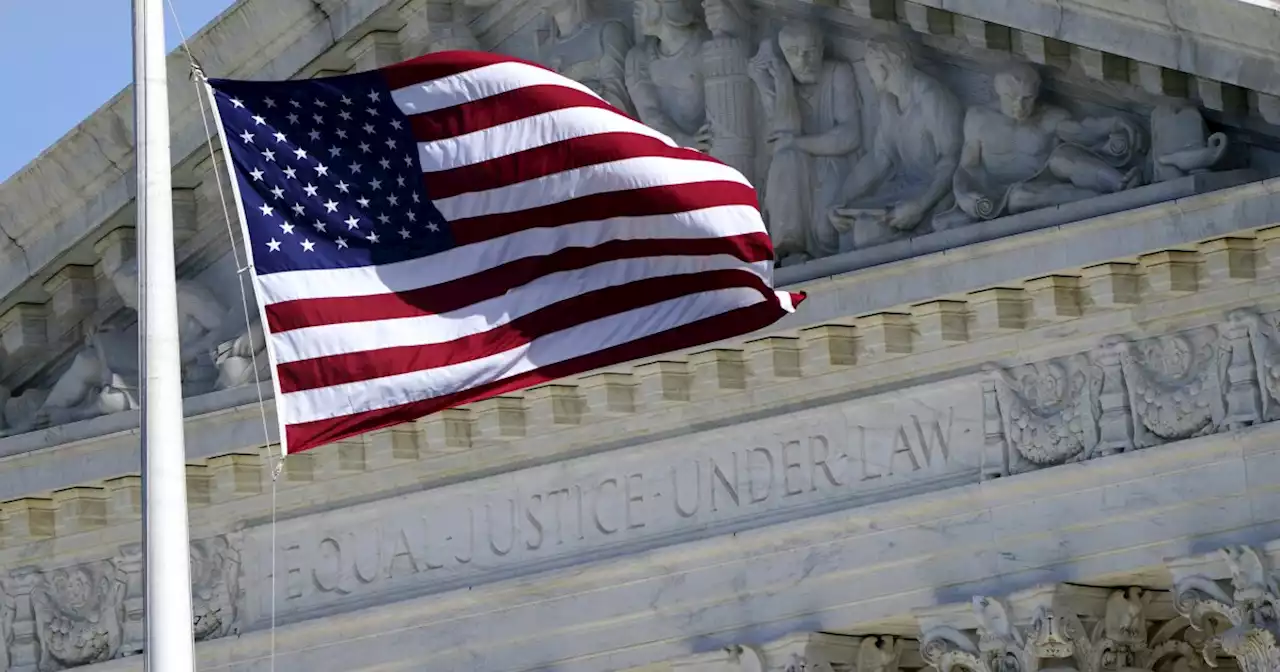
{"left": 537, "top": 0, "right": 636, "bottom": 116}
{"left": 625, "top": 0, "right": 714, "bottom": 150}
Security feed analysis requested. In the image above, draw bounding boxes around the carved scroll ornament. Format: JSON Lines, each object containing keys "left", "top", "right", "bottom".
{"left": 1173, "top": 546, "right": 1280, "bottom": 672}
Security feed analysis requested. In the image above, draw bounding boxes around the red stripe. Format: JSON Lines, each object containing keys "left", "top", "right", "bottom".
{"left": 424, "top": 132, "right": 721, "bottom": 201}
{"left": 284, "top": 291, "right": 807, "bottom": 453}
{"left": 277, "top": 268, "right": 774, "bottom": 393}
{"left": 408, "top": 84, "right": 621, "bottom": 143}
{"left": 378, "top": 51, "right": 555, "bottom": 92}
{"left": 265, "top": 232, "right": 774, "bottom": 332}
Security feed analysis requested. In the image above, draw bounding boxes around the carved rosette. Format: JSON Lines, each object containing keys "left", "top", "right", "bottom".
{"left": 1114, "top": 327, "right": 1226, "bottom": 447}
{"left": 29, "top": 560, "right": 126, "bottom": 670}
{"left": 1172, "top": 546, "right": 1280, "bottom": 672}
{"left": 982, "top": 356, "right": 1101, "bottom": 469}
{"left": 190, "top": 535, "right": 242, "bottom": 641}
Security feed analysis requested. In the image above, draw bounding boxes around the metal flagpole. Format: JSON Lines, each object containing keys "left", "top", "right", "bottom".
{"left": 132, "top": 0, "right": 197, "bottom": 669}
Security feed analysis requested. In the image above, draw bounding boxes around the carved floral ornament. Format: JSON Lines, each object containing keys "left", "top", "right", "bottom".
{"left": 983, "top": 308, "right": 1280, "bottom": 476}
{"left": 1172, "top": 546, "right": 1280, "bottom": 672}
{"left": 0, "top": 535, "right": 240, "bottom": 671}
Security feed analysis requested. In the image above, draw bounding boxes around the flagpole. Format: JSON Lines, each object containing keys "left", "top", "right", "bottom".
{"left": 132, "top": 0, "right": 197, "bottom": 669}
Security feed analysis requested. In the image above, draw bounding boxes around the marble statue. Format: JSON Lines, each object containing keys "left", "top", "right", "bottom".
{"left": 702, "top": 0, "right": 756, "bottom": 180}
{"left": 1149, "top": 101, "right": 1229, "bottom": 182}
{"left": 749, "top": 22, "right": 861, "bottom": 262}
{"left": 625, "top": 0, "right": 713, "bottom": 150}
{"left": 537, "top": 0, "right": 636, "bottom": 116}
{"left": 828, "top": 38, "right": 964, "bottom": 251}
{"left": 213, "top": 319, "right": 269, "bottom": 391}
{"left": 33, "top": 329, "right": 139, "bottom": 428}
{"left": 943, "top": 62, "right": 1146, "bottom": 226}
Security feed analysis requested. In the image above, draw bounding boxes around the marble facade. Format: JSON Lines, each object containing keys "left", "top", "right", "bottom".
{"left": 3, "top": 0, "right": 1280, "bottom": 669}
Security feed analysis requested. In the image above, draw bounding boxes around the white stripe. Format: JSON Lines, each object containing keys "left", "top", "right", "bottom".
{"left": 280, "top": 286, "right": 770, "bottom": 424}
{"left": 417, "top": 106, "right": 673, "bottom": 173}
{"left": 391, "top": 61, "right": 603, "bottom": 116}
{"left": 434, "top": 155, "right": 751, "bottom": 222}
{"left": 255, "top": 204, "right": 764, "bottom": 305}
{"left": 270, "top": 256, "right": 772, "bottom": 364}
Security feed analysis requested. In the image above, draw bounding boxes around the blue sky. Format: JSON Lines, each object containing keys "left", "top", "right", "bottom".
{"left": 0, "top": 0, "right": 236, "bottom": 182}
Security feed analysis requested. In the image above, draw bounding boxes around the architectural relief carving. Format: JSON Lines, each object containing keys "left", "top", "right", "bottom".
{"left": 537, "top": 0, "right": 635, "bottom": 116}
{"left": 1172, "top": 546, "right": 1280, "bottom": 672}
{"left": 190, "top": 536, "right": 242, "bottom": 641}
{"left": 625, "top": 0, "right": 713, "bottom": 150}
{"left": 702, "top": 0, "right": 756, "bottom": 182}
{"left": 749, "top": 22, "right": 860, "bottom": 262}
{"left": 29, "top": 561, "right": 127, "bottom": 670}
{"left": 1149, "top": 103, "right": 1229, "bottom": 183}
{"left": 0, "top": 580, "right": 14, "bottom": 671}
{"left": 680, "top": 633, "right": 902, "bottom": 672}
{"left": 982, "top": 355, "right": 1101, "bottom": 470}
{"left": 828, "top": 38, "right": 963, "bottom": 251}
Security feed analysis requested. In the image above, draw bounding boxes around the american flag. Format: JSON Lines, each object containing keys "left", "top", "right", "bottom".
{"left": 207, "top": 51, "right": 803, "bottom": 454}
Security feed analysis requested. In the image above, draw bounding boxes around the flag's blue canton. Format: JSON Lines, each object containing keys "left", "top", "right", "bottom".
{"left": 208, "top": 72, "right": 453, "bottom": 276}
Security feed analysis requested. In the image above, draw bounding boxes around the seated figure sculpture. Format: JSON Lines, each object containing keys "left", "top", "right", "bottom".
{"left": 941, "top": 62, "right": 1145, "bottom": 226}
{"left": 748, "top": 21, "right": 861, "bottom": 264}
{"left": 625, "top": 0, "right": 713, "bottom": 151}
{"left": 828, "top": 38, "right": 964, "bottom": 251}
{"left": 538, "top": 0, "right": 635, "bottom": 116}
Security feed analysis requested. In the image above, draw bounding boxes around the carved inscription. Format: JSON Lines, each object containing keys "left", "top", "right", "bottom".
{"left": 253, "top": 377, "right": 984, "bottom": 620}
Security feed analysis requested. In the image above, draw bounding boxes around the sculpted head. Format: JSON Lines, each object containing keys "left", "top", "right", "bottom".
{"left": 994, "top": 63, "right": 1041, "bottom": 121}
{"left": 863, "top": 38, "right": 912, "bottom": 95}
{"left": 778, "top": 22, "right": 824, "bottom": 85}
{"left": 702, "top": 0, "right": 749, "bottom": 38}
{"left": 635, "top": 0, "right": 701, "bottom": 37}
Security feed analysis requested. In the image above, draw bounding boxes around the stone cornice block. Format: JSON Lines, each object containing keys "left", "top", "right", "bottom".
{"left": 1081, "top": 262, "right": 1141, "bottom": 308}
{"left": 1198, "top": 236, "right": 1257, "bottom": 285}
{"left": 282, "top": 452, "right": 316, "bottom": 482}
{"left": 911, "top": 300, "right": 969, "bottom": 347}
{"left": 799, "top": 324, "right": 857, "bottom": 372}
{"left": 52, "top": 486, "right": 108, "bottom": 535}
{"left": 902, "top": 2, "right": 953, "bottom": 35}
{"left": 106, "top": 475, "right": 141, "bottom": 523}
{"left": 1136, "top": 62, "right": 1190, "bottom": 98}
{"left": 187, "top": 464, "right": 213, "bottom": 506}
{"left": 841, "top": 0, "right": 895, "bottom": 20}
{"left": 856, "top": 313, "right": 913, "bottom": 359}
{"left": 208, "top": 453, "right": 265, "bottom": 500}
{"left": 744, "top": 337, "right": 802, "bottom": 380}
{"left": 0, "top": 302, "right": 49, "bottom": 357}
{"left": 368, "top": 425, "right": 421, "bottom": 467}
{"left": 1025, "top": 275, "right": 1083, "bottom": 323}
{"left": 1075, "top": 47, "right": 1131, "bottom": 83}
{"left": 93, "top": 226, "right": 137, "bottom": 272}
{"left": 525, "top": 385, "right": 584, "bottom": 432}
{"left": 956, "top": 15, "right": 1011, "bottom": 51}
{"left": 1139, "top": 250, "right": 1200, "bottom": 295}
{"left": 1196, "top": 78, "right": 1249, "bottom": 115}
{"left": 689, "top": 349, "right": 747, "bottom": 398}
{"left": 2, "top": 497, "right": 55, "bottom": 542}
{"left": 417, "top": 408, "right": 473, "bottom": 453}
{"left": 41, "top": 264, "right": 98, "bottom": 327}
{"left": 1257, "top": 225, "right": 1280, "bottom": 271}
{"left": 346, "top": 29, "right": 403, "bottom": 71}
{"left": 1014, "top": 31, "right": 1070, "bottom": 69}
{"left": 172, "top": 188, "right": 198, "bottom": 249}
{"left": 578, "top": 372, "right": 636, "bottom": 416}
{"left": 967, "top": 288, "right": 1027, "bottom": 334}
{"left": 633, "top": 361, "right": 691, "bottom": 407}
{"left": 471, "top": 395, "right": 527, "bottom": 440}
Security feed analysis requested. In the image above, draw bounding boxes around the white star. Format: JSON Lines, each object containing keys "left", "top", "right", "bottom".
{"left": 270, "top": 185, "right": 285, "bottom": 199}
{"left": 377, "top": 213, "right": 391, "bottom": 225}
{"left": 378, "top": 158, "right": 391, "bottom": 170}
{"left": 356, "top": 196, "right": 371, "bottom": 208}
{"left": 314, "top": 163, "right": 329, "bottom": 176}
{"left": 411, "top": 192, "right": 420, "bottom": 204}
{"left": 240, "top": 130, "right": 255, "bottom": 144}
{"left": 363, "top": 123, "right": 376, "bottom": 135}
{"left": 308, "top": 129, "right": 322, "bottom": 142}
{"left": 388, "top": 194, "right": 400, "bottom": 206}
{"left": 365, "top": 107, "right": 379, "bottom": 117}
{"left": 349, "top": 162, "right": 362, "bottom": 174}
{"left": 367, "top": 231, "right": 380, "bottom": 243}
{"left": 384, "top": 138, "right": 397, "bottom": 150}
{"left": 338, "top": 110, "right": 353, "bottom": 121}
{"left": 406, "top": 211, "right": 417, "bottom": 222}
{"left": 314, "top": 99, "right": 327, "bottom": 108}
{"left": 369, "top": 178, "right": 382, "bottom": 191}
{"left": 399, "top": 227, "right": 412, "bottom": 239}
{"left": 286, "top": 112, "right": 299, "bottom": 124}
{"left": 273, "top": 131, "right": 288, "bottom": 143}
{"left": 258, "top": 204, "right": 274, "bottom": 217}
{"left": 323, "top": 199, "right": 339, "bottom": 213}
{"left": 230, "top": 97, "right": 245, "bottom": 108}
{"left": 367, "top": 90, "right": 381, "bottom": 102}
{"left": 328, "top": 147, "right": 342, "bottom": 158}
{"left": 336, "top": 237, "right": 349, "bottom": 249}
{"left": 335, "top": 129, "right": 348, "bottom": 139}
{"left": 264, "top": 97, "right": 277, "bottom": 108}
{"left": 251, "top": 115, "right": 267, "bottom": 126}
{"left": 249, "top": 168, "right": 265, "bottom": 181}
{"left": 313, "top": 219, "right": 327, "bottom": 232}
{"left": 312, "top": 113, "right": 324, "bottom": 125}
{"left": 340, "top": 95, "right": 353, "bottom": 106}
{"left": 261, "top": 149, "right": 276, "bottom": 162}
{"left": 358, "top": 141, "right": 371, "bottom": 154}
{"left": 394, "top": 176, "right": 405, "bottom": 188}
{"left": 280, "top": 221, "right": 296, "bottom": 235}
{"left": 283, "top": 166, "right": 298, "bottom": 179}
{"left": 427, "top": 221, "right": 440, "bottom": 232}
{"left": 291, "top": 203, "right": 306, "bottom": 216}
{"left": 301, "top": 239, "right": 316, "bottom": 252}
{"left": 335, "top": 180, "right": 350, "bottom": 194}
{"left": 303, "top": 183, "right": 319, "bottom": 197}
{"left": 390, "top": 119, "right": 403, "bottom": 130}
{"left": 294, "top": 147, "right": 309, "bottom": 160}
{"left": 345, "top": 215, "right": 360, "bottom": 230}
{"left": 404, "top": 154, "right": 414, "bottom": 167}
{"left": 267, "top": 238, "right": 282, "bottom": 251}
{"left": 289, "top": 99, "right": 301, "bottom": 109}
